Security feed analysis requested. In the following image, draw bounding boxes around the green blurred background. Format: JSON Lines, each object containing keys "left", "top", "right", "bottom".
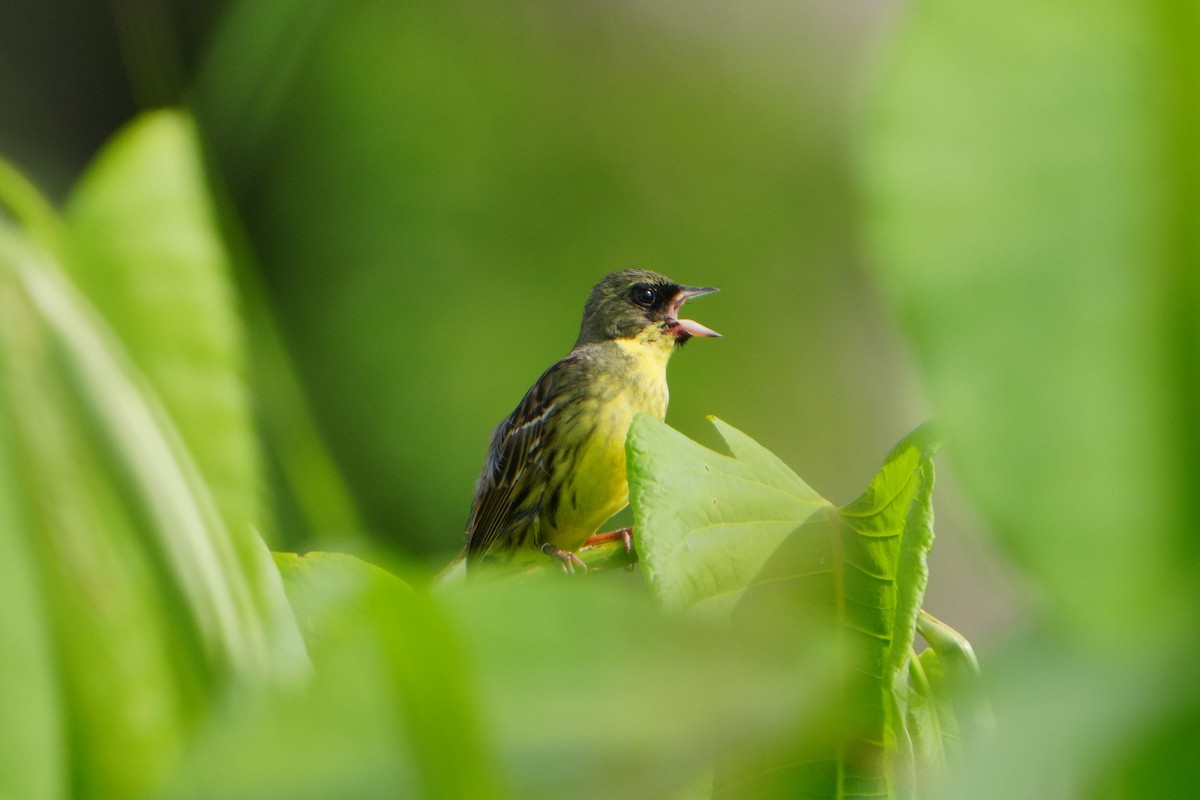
{"left": 0, "top": 0, "right": 1017, "bottom": 638}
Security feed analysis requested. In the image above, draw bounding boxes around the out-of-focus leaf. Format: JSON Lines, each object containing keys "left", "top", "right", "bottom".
{"left": 166, "top": 550, "right": 841, "bottom": 800}
{"left": 54, "top": 111, "right": 304, "bottom": 681}
{"left": 0, "top": 350, "right": 64, "bottom": 800}
{"left": 928, "top": 636, "right": 1195, "bottom": 800}
{"left": 440, "top": 576, "right": 842, "bottom": 800}
{"left": 275, "top": 551, "right": 414, "bottom": 655}
{"left": 64, "top": 110, "right": 261, "bottom": 550}
{"left": 863, "top": 0, "right": 1193, "bottom": 644}
{"left": 0, "top": 121, "right": 305, "bottom": 797}
{"left": 160, "top": 552, "right": 498, "bottom": 800}
{"left": 864, "top": 0, "right": 1199, "bottom": 795}
{"left": 279, "top": 551, "right": 844, "bottom": 800}
{"left": 277, "top": 552, "right": 499, "bottom": 800}
{"left": 628, "top": 416, "right": 943, "bottom": 799}
{"left": 0, "top": 222, "right": 208, "bottom": 797}
{"left": 905, "top": 612, "right": 986, "bottom": 791}
{"left": 906, "top": 649, "right": 956, "bottom": 778}
{"left": 1103, "top": 691, "right": 1200, "bottom": 800}
{"left": 914, "top": 612, "right": 986, "bottom": 738}
{"left": 42, "top": 194, "right": 298, "bottom": 679}
{"left": 195, "top": 0, "right": 347, "bottom": 185}
{"left": 0, "top": 159, "right": 65, "bottom": 255}
{"left": 153, "top": 671, "right": 421, "bottom": 800}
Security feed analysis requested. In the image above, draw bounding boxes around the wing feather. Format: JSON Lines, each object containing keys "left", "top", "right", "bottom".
{"left": 464, "top": 353, "right": 583, "bottom": 565}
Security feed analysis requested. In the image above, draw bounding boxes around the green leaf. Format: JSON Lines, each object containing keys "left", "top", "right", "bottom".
{"left": 439, "top": 576, "right": 843, "bottom": 800}
{"left": 628, "top": 416, "right": 944, "bottom": 798}
{"left": 278, "top": 552, "right": 500, "bottom": 800}
{"left": 158, "top": 552, "right": 499, "bottom": 800}
{"left": 0, "top": 221, "right": 211, "bottom": 797}
{"left": 63, "top": 109, "right": 262, "bottom": 549}
{"left": 906, "top": 649, "right": 956, "bottom": 779}
{"left": 913, "top": 612, "right": 985, "bottom": 735}
{"left": 862, "top": 0, "right": 1194, "bottom": 645}
{"left": 164, "top": 550, "right": 844, "bottom": 800}
{"left": 627, "top": 415, "right": 828, "bottom": 617}
{"left": 904, "top": 613, "right": 986, "bottom": 791}
{"left": 0, "top": 365, "right": 64, "bottom": 800}
{"left": 32, "top": 133, "right": 301, "bottom": 676}
{"left": 0, "top": 119, "right": 305, "bottom": 797}
{"left": 863, "top": 1, "right": 1200, "bottom": 795}
{"left": 927, "top": 636, "right": 1192, "bottom": 800}
{"left": 0, "top": 158, "right": 65, "bottom": 256}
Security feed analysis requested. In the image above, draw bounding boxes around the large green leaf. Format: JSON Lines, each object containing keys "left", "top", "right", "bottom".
{"left": 628, "top": 416, "right": 943, "bottom": 798}
{"left": 628, "top": 415, "right": 827, "bottom": 618}
{"left": 63, "top": 110, "right": 262, "bottom": 550}
{"left": 9, "top": 155, "right": 301, "bottom": 677}
{"left": 0, "top": 361, "right": 64, "bottom": 800}
{"left": 158, "top": 552, "right": 497, "bottom": 800}
{"left": 863, "top": 0, "right": 1193, "bottom": 644}
{"left": 0, "top": 219, "right": 221, "bottom": 798}
{"left": 863, "top": 0, "right": 1200, "bottom": 796}
{"left": 0, "top": 116, "right": 305, "bottom": 797}
{"left": 162, "top": 551, "right": 844, "bottom": 800}
{"left": 279, "top": 552, "right": 498, "bottom": 800}
{"left": 440, "top": 576, "right": 842, "bottom": 800}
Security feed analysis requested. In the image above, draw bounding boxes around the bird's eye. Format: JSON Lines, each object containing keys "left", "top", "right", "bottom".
{"left": 630, "top": 285, "right": 656, "bottom": 308}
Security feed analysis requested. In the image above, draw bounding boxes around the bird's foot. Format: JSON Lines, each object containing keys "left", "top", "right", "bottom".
{"left": 541, "top": 543, "right": 588, "bottom": 575}
{"left": 582, "top": 526, "right": 633, "bottom": 555}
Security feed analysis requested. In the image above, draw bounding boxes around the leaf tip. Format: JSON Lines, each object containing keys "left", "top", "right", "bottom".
{"left": 905, "top": 419, "right": 946, "bottom": 460}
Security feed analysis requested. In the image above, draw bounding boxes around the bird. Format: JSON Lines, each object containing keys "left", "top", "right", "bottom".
{"left": 463, "top": 268, "right": 720, "bottom": 573}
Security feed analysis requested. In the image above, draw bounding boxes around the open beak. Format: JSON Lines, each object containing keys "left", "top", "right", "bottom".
{"left": 667, "top": 286, "right": 721, "bottom": 340}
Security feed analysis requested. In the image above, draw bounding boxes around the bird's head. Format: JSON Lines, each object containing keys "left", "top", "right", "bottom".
{"left": 575, "top": 269, "right": 720, "bottom": 348}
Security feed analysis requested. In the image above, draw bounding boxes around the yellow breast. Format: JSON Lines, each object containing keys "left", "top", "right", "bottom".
{"left": 546, "top": 336, "right": 671, "bottom": 550}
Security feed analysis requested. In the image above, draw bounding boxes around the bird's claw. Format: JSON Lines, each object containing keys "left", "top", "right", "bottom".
{"left": 582, "top": 527, "right": 634, "bottom": 555}
{"left": 541, "top": 543, "right": 588, "bottom": 574}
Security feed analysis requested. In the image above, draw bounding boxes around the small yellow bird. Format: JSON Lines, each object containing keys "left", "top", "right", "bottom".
{"left": 463, "top": 269, "right": 719, "bottom": 573}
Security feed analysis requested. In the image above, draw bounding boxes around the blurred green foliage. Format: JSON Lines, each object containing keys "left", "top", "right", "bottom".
{"left": 0, "top": 0, "right": 1197, "bottom": 797}
{"left": 0, "top": 113, "right": 305, "bottom": 800}
{"left": 865, "top": 0, "right": 1200, "bottom": 796}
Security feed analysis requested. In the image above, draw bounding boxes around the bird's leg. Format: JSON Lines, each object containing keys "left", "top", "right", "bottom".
{"left": 582, "top": 526, "right": 633, "bottom": 554}
{"left": 541, "top": 542, "right": 588, "bottom": 574}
